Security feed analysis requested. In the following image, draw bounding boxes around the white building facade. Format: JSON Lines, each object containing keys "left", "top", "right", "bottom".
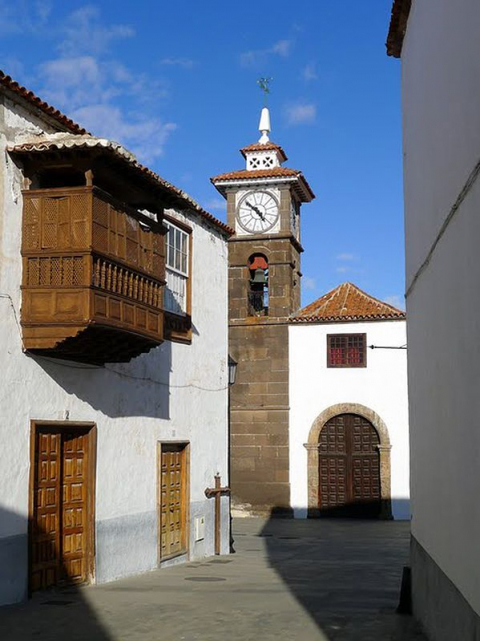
{"left": 0, "top": 73, "right": 230, "bottom": 606}
{"left": 289, "top": 283, "right": 409, "bottom": 521}
{"left": 388, "top": 0, "right": 480, "bottom": 637}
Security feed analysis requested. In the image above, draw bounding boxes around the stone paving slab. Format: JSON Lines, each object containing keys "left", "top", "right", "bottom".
{"left": 0, "top": 518, "right": 426, "bottom": 640}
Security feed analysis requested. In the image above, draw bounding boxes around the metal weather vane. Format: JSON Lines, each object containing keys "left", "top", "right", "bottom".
{"left": 257, "top": 77, "right": 273, "bottom": 105}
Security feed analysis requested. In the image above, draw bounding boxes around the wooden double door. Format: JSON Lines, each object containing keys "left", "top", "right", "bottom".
{"left": 158, "top": 443, "right": 188, "bottom": 561}
{"left": 318, "top": 414, "right": 381, "bottom": 517}
{"left": 30, "top": 424, "right": 94, "bottom": 591}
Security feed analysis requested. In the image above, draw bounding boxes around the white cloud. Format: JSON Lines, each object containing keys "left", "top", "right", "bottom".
{"left": 160, "top": 57, "right": 196, "bottom": 69}
{"left": 285, "top": 102, "right": 316, "bottom": 125}
{"left": 302, "top": 62, "right": 318, "bottom": 82}
{"left": 205, "top": 197, "right": 226, "bottom": 212}
{"left": 384, "top": 295, "right": 405, "bottom": 310}
{"left": 303, "top": 276, "right": 316, "bottom": 291}
{"left": 34, "top": 7, "right": 176, "bottom": 165}
{"left": 39, "top": 57, "right": 105, "bottom": 109}
{"left": 5, "top": 6, "right": 176, "bottom": 164}
{"left": 336, "top": 253, "right": 355, "bottom": 261}
{"left": 240, "top": 38, "right": 293, "bottom": 67}
{"left": 0, "top": 0, "right": 52, "bottom": 35}
{"left": 35, "top": 0, "right": 52, "bottom": 23}
{"left": 58, "top": 6, "right": 134, "bottom": 56}
{"left": 336, "top": 266, "right": 349, "bottom": 274}
{"left": 72, "top": 104, "right": 176, "bottom": 164}
{"left": 271, "top": 39, "right": 292, "bottom": 57}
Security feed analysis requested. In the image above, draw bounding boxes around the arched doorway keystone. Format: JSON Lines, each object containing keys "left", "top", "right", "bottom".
{"left": 304, "top": 403, "right": 392, "bottom": 519}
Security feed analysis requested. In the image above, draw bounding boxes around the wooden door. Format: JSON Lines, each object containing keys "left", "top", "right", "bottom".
{"left": 30, "top": 425, "right": 92, "bottom": 591}
{"left": 318, "top": 414, "right": 381, "bottom": 517}
{"left": 159, "top": 444, "right": 187, "bottom": 560}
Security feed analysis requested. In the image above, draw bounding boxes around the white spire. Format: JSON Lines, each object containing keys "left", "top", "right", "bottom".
{"left": 258, "top": 107, "right": 271, "bottom": 143}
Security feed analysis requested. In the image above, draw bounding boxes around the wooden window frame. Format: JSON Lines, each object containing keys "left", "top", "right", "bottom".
{"left": 163, "top": 214, "right": 193, "bottom": 344}
{"left": 156, "top": 440, "right": 190, "bottom": 564}
{"left": 28, "top": 420, "right": 97, "bottom": 596}
{"left": 327, "top": 333, "right": 367, "bottom": 368}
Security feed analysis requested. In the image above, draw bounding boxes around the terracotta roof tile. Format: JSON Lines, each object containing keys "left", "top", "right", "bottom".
{"left": 0, "top": 70, "right": 88, "bottom": 135}
{"left": 386, "top": 0, "right": 412, "bottom": 58}
{"left": 240, "top": 141, "right": 287, "bottom": 161}
{"left": 211, "top": 167, "right": 315, "bottom": 201}
{"left": 293, "top": 282, "right": 405, "bottom": 323}
{"left": 212, "top": 167, "right": 300, "bottom": 181}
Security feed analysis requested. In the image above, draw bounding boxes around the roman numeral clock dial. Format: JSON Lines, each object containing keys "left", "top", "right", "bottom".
{"left": 237, "top": 191, "right": 279, "bottom": 233}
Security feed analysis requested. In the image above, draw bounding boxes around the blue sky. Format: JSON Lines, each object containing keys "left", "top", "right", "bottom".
{"left": 0, "top": 1, "right": 403, "bottom": 308}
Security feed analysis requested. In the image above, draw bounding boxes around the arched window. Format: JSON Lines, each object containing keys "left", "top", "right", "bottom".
{"left": 248, "top": 254, "right": 268, "bottom": 316}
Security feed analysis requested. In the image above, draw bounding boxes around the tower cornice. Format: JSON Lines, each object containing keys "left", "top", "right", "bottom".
{"left": 210, "top": 168, "right": 315, "bottom": 202}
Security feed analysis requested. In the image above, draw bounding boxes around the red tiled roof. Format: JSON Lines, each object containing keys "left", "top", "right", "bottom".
{"left": 240, "top": 141, "right": 288, "bottom": 162}
{"left": 10, "top": 134, "right": 234, "bottom": 237}
{"left": 211, "top": 167, "right": 315, "bottom": 201}
{"left": 0, "top": 70, "right": 88, "bottom": 135}
{"left": 386, "top": 0, "right": 412, "bottom": 58}
{"left": 293, "top": 282, "right": 406, "bottom": 323}
{"left": 212, "top": 167, "right": 300, "bottom": 181}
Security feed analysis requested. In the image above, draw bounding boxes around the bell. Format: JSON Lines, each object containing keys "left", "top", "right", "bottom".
{"left": 251, "top": 268, "right": 267, "bottom": 285}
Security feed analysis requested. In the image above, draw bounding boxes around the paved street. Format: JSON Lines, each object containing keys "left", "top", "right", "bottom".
{"left": 0, "top": 518, "right": 426, "bottom": 640}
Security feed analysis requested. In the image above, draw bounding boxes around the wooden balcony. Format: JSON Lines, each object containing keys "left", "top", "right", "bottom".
{"left": 21, "top": 185, "right": 166, "bottom": 364}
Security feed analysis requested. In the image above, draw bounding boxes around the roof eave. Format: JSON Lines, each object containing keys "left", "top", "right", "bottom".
{"left": 211, "top": 174, "right": 315, "bottom": 203}
{"left": 291, "top": 314, "right": 406, "bottom": 324}
{"left": 0, "top": 71, "right": 88, "bottom": 135}
{"left": 11, "top": 140, "right": 233, "bottom": 237}
{"left": 386, "top": 0, "right": 412, "bottom": 58}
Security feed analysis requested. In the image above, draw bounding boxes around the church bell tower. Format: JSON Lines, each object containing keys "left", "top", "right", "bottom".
{"left": 211, "top": 104, "right": 314, "bottom": 514}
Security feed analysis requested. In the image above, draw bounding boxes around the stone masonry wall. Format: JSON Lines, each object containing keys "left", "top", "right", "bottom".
{"left": 229, "top": 321, "right": 290, "bottom": 513}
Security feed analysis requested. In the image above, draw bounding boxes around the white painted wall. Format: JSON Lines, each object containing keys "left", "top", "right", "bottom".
{"left": 401, "top": 0, "right": 480, "bottom": 617}
{"left": 0, "top": 94, "right": 229, "bottom": 605}
{"left": 289, "top": 320, "right": 409, "bottom": 519}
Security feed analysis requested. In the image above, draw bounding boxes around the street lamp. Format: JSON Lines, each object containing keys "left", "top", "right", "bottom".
{"left": 228, "top": 355, "right": 237, "bottom": 386}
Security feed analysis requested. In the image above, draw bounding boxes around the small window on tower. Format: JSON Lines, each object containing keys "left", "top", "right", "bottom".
{"left": 263, "top": 155, "right": 273, "bottom": 168}
{"left": 327, "top": 334, "right": 367, "bottom": 368}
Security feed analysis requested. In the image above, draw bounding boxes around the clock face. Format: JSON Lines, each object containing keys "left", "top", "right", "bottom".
{"left": 237, "top": 191, "right": 279, "bottom": 233}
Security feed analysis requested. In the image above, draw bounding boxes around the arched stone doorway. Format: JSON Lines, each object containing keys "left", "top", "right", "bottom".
{"left": 304, "top": 403, "right": 392, "bottom": 519}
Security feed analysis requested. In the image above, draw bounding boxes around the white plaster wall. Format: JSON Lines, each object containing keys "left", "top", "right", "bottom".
{"left": 0, "top": 96, "right": 229, "bottom": 604}
{"left": 401, "top": 0, "right": 480, "bottom": 616}
{"left": 401, "top": 0, "right": 480, "bottom": 286}
{"left": 289, "top": 320, "right": 409, "bottom": 519}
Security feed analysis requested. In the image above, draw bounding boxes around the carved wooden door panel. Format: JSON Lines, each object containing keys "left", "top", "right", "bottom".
{"left": 159, "top": 444, "right": 186, "bottom": 560}
{"left": 31, "top": 431, "right": 62, "bottom": 591}
{"left": 61, "top": 431, "right": 88, "bottom": 584}
{"left": 318, "top": 414, "right": 380, "bottom": 517}
{"left": 31, "top": 426, "right": 91, "bottom": 591}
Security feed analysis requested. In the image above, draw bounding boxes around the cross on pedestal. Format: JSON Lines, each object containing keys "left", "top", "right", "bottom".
{"left": 205, "top": 473, "right": 230, "bottom": 555}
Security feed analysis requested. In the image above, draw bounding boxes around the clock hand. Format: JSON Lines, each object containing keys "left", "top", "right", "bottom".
{"left": 246, "top": 200, "right": 265, "bottom": 220}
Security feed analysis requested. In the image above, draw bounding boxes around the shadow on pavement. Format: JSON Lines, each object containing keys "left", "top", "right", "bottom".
{"left": 259, "top": 516, "right": 426, "bottom": 641}
{"left": 0, "top": 505, "right": 112, "bottom": 641}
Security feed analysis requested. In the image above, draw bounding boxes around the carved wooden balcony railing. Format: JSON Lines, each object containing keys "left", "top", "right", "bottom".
{"left": 21, "top": 185, "right": 166, "bottom": 363}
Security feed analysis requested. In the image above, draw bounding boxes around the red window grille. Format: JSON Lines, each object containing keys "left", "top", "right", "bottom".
{"left": 327, "top": 334, "right": 367, "bottom": 368}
